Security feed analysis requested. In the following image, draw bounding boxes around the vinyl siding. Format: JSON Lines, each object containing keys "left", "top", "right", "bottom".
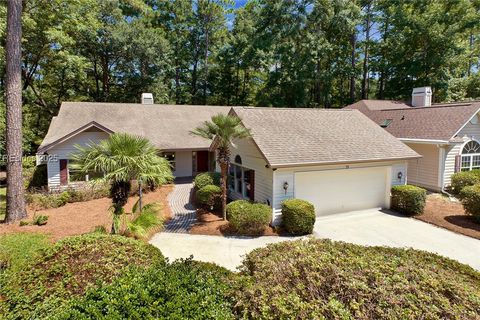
{"left": 444, "top": 120, "right": 480, "bottom": 186}
{"left": 405, "top": 143, "right": 440, "bottom": 191}
{"left": 46, "top": 131, "right": 110, "bottom": 189}
{"left": 229, "top": 138, "right": 273, "bottom": 206}
{"left": 272, "top": 160, "right": 405, "bottom": 225}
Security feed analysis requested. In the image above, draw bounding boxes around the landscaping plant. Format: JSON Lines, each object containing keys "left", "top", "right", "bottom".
{"left": 0, "top": 233, "right": 164, "bottom": 318}
{"left": 459, "top": 184, "right": 480, "bottom": 222}
{"left": 125, "top": 202, "right": 164, "bottom": 239}
{"left": 194, "top": 172, "right": 222, "bottom": 189}
{"left": 391, "top": 184, "right": 427, "bottom": 216}
{"left": 281, "top": 198, "right": 316, "bottom": 235}
{"left": 59, "top": 259, "right": 235, "bottom": 320}
{"left": 191, "top": 114, "right": 251, "bottom": 220}
{"left": 226, "top": 200, "right": 271, "bottom": 235}
{"left": 196, "top": 184, "right": 222, "bottom": 210}
{"left": 72, "top": 133, "right": 173, "bottom": 233}
{"left": 234, "top": 239, "right": 480, "bottom": 320}
{"left": 450, "top": 170, "right": 480, "bottom": 195}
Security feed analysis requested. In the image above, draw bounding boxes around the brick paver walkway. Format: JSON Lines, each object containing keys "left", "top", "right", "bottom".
{"left": 164, "top": 178, "right": 196, "bottom": 233}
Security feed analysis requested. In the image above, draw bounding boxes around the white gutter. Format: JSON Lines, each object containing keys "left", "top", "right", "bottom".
{"left": 399, "top": 138, "right": 449, "bottom": 144}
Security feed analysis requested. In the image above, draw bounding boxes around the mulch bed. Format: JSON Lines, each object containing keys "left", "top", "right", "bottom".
{"left": 415, "top": 194, "right": 480, "bottom": 240}
{"left": 189, "top": 209, "right": 279, "bottom": 236}
{"left": 0, "top": 185, "right": 174, "bottom": 242}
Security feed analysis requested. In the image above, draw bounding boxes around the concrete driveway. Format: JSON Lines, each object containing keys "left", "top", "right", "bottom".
{"left": 314, "top": 209, "right": 480, "bottom": 270}
{"left": 150, "top": 209, "right": 480, "bottom": 271}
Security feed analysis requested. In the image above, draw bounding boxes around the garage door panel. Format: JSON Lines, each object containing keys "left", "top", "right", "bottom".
{"left": 295, "top": 167, "right": 388, "bottom": 216}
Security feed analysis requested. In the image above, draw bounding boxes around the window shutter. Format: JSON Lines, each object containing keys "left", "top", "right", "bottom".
{"left": 60, "top": 159, "right": 68, "bottom": 185}
{"left": 454, "top": 155, "right": 461, "bottom": 173}
{"left": 249, "top": 170, "right": 255, "bottom": 201}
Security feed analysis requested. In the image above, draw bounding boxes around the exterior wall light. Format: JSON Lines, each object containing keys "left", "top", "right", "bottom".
{"left": 397, "top": 171, "right": 403, "bottom": 181}
{"left": 283, "top": 181, "right": 289, "bottom": 194}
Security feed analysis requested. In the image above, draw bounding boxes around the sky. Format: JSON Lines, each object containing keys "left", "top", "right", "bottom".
{"left": 234, "top": 0, "right": 248, "bottom": 8}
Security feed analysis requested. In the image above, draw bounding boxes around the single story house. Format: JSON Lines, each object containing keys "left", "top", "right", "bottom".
{"left": 346, "top": 87, "right": 480, "bottom": 192}
{"left": 38, "top": 99, "right": 419, "bottom": 223}
{"left": 37, "top": 101, "right": 230, "bottom": 189}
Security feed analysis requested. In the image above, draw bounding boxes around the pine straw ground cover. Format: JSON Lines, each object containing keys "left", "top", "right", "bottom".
{"left": 0, "top": 185, "right": 173, "bottom": 241}
{"left": 415, "top": 194, "right": 480, "bottom": 240}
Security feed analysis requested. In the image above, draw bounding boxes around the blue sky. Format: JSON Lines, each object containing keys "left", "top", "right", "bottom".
{"left": 234, "top": 0, "right": 248, "bottom": 8}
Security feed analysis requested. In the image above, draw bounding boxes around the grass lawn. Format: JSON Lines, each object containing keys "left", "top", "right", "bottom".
{"left": 0, "top": 187, "right": 5, "bottom": 222}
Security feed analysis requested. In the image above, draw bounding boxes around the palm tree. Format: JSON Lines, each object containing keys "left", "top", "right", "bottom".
{"left": 72, "top": 133, "right": 173, "bottom": 233}
{"left": 191, "top": 114, "right": 251, "bottom": 220}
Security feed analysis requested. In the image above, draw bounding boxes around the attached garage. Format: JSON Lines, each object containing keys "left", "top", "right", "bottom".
{"left": 294, "top": 166, "right": 391, "bottom": 216}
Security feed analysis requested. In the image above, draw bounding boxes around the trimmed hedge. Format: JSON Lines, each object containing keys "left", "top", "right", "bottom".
{"left": 0, "top": 234, "right": 164, "bottom": 318}
{"left": 196, "top": 184, "right": 222, "bottom": 210}
{"left": 59, "top": 259, "right": 235, "bottom": 320}
{"left": 281, "top": 199, "right": 316, "bottom": 235}
{"left": 459, "top": 184, "right": 480, "bottom": 221}
{"left": 234, "top": 239, "right": 480, "bottom": 320}
{"left": 451, "top": 170, "right": 480, "bottom": 195}
{"left": 227, "top": 200, "right": 271, "bottom": 235}
{"left": 391, "top": 185, "right": 426, "bottom": 216}
{"left": 194, "top": 172, "right": 221, "bottom": 189}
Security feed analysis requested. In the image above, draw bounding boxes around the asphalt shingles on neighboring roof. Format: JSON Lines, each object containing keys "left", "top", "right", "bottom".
{"left": 39, "top": 102, "right": 231, "bottom": 151}
{"left": 231, "top": 107, "right": 420, "bottom": 167}
{"left": 346, "top": 100, "right": 480, "bottom": 141}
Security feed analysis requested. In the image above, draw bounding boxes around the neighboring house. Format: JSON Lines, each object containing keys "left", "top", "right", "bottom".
{"left": 223, "top": 107, "right": 418, "bottom": 224}
{"left": 38, "top": 99, "right": 419, "bottom": 223}
{"left": 346, "top": 87, "right": 480, "bottom": 192}
{"left": 37, "top": 100, "right": 230, "bottom": 189}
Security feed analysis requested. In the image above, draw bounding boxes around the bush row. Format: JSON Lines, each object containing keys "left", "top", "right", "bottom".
{"left": 2, "top": 234, "right": 479, "bottom": 320}
{"left": 26, "top": 183, "right": 110, "bottom": 210}
{"left": 450, "top": 170, "right": 480, "bottom": 220}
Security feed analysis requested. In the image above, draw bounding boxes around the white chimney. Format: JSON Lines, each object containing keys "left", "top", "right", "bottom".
{"left": 411, "top": 87, "right": 432, "bottom": 107}
{"left": 141, "top": 93, "right": 154, "bottom": 105}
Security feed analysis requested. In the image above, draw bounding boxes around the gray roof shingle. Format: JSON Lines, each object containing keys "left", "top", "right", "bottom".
{"left": 346, "top": 100, "right": 480, "bottom": 141}
{"left": 39, "top": 102, "right": 231, "bottom": 151}
{"left": 231, "top": 107, "right": 420, "bottom": 167}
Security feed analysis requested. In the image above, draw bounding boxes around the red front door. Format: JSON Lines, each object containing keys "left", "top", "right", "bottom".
{"left": 197, "top": 151, "right": 209, "bottom": 172}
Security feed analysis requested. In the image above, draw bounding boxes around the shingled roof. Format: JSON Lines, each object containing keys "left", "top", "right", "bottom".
{"left": 230, "top": 107, "right": 419, "bottom": 167}
{"left": 346, "top": 100, "right": 480, "bottom": 141}
{"left": 38, "top": 102, "right": 230, "bottom": 152}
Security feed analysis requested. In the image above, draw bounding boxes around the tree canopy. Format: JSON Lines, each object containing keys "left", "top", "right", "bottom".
{"left": 0, "top": 0, "right": 479, "bottom": 155}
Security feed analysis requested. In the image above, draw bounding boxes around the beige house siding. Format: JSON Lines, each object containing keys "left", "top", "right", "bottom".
{"left": 228, "top": 138, "right": 273, "bottom": 206}
{"left": 404, "top": 143, "right": 440, "bottom": 191}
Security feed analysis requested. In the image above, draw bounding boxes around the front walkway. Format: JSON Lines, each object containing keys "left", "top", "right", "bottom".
{"left": 163, "top": 178, "right": 196, "bottom": 233}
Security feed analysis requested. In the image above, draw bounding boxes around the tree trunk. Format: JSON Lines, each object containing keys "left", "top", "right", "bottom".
{"left": 361, "top": 2, "right": 372, "bottom": 100}
{"left": 217, "top": 147, "right": 230, "bottom": 220}
{"left": 5, "top": 0, "right": 26, "bottom": 223}
{"left": 349, "top": 32, "right": 356, "bottom": 102}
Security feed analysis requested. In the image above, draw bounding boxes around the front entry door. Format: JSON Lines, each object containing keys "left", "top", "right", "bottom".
{"left": 196, "top": 151, "right": 209, "bottom": 173}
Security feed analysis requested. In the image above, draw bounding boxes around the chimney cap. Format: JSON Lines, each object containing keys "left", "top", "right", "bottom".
{"left": 141, "top": 93, "right": 154, "bottom": 105}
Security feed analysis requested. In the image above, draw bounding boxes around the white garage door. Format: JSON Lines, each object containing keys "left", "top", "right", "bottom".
{"left": 295, "top": 167, "right": 389, "bottom": 216}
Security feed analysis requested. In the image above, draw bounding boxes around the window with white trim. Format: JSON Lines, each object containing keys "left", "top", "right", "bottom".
{"left": 461, "top": 141, "right": 480, "bottom": 171}
{"left": 228, "top": 155, "right": 254, "bottom": 200}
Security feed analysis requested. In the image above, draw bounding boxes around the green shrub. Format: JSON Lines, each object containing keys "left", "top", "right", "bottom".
{"left": 234, "top": 239, "right": 480, "bottom": 320}
{"left": 33, "top": 215, "right": 49, "bottom": 226}
{"left": 25, "top": 191, "right": 70, "bottom": 209}
{"left": 194, "top": 172, "right": 221, "bottom": 189}
{"left": 391, "top": 185, "right": 426, "bottom": 216}
{"left": 227, "top": 200, "right": 271, "bottom": 235}
{"left": 0, "top": 234, "right": 164, "bottom": 319}
{"left": 24, "top": 164, "right": 47, "bottom": 190}
{"left": 125, "top": 202, "right": 164, "bottom": 239}
{"left": 459, "top": 184, "right": 480, "bottom": 221}
{"left": 0, "top": 233, "right": 50, "bottom": 274}
{"left": 196, "top": 184, "right": 222, "bottom": 210}
{"left": 451, "top": 170, "right": 480, "bottom": 195}
{"left": 281, "top": 198, "right": 316, "bottom": 235}
{"left": 58, "top": 259, "right": 235, "bottom": 320}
